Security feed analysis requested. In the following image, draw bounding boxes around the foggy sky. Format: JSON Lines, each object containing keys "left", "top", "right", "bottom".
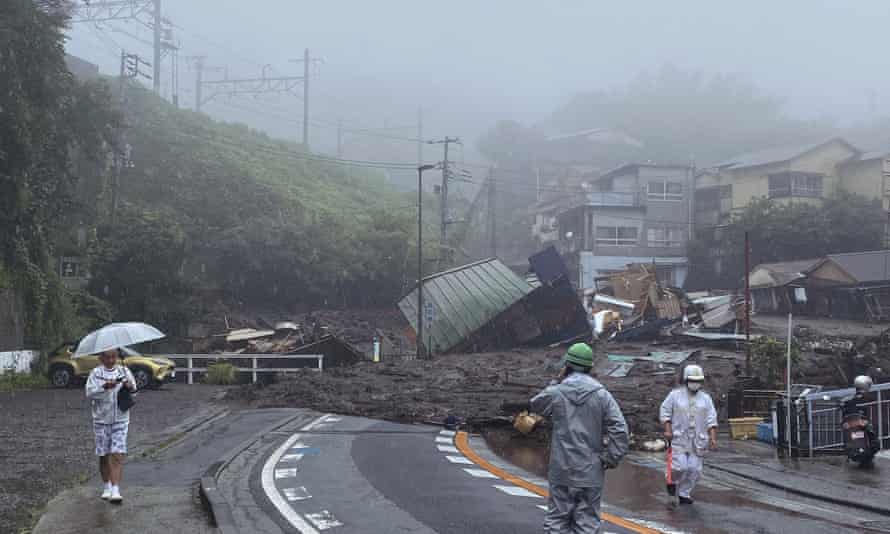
{"left": 65, "top": 0, "right": 890, "bottom": 158}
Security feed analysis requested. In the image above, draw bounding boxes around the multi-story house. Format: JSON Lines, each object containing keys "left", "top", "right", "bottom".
{"left": 554, "top": 163, "right": 694, "bottom": 290}
{"left": 694, "top": 138, "right": 861, "bottom": 230}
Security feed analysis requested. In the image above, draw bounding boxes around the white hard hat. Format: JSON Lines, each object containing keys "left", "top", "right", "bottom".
{"left": 683, "top": 364, "right": 705, "bottom": 382}
{"left": 854, "top": 375, "right": 873, "bottom": 392}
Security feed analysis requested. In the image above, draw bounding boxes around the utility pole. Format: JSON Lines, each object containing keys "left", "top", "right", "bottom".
{"left": 193, "top": 56, "right": 205, "bottom": 112}
{"left": 336, "top": 120, "right": 343, "bottom": 158}
{"left": 744, "top": 230, "right": 752, "bottom": 375}
{"left": 303, "top": 48, "right": 310, "bottom": 148}
{"left": 71, "top": 1, "right": 174, "bottom": 96}
{"left": 427, "top": 137, "right": 460, "bottom": 256}
{"left": 488, "top": 167, "right": 497, "bottom": 257}
{"left": 417, "top": 164, "right": 437, "bottom": 359}
{"left": 112, "top": 50, "right": 151, "bottom": 225}
{"left": 152, "top": 0, "right": 161, "bottom": 93}
{"left": 417, "top": 106, "right": 424, "bottom": 166}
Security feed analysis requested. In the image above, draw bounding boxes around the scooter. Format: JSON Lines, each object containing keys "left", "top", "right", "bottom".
{"left": 842, "top": 413, "right": 877, "bottom": 467}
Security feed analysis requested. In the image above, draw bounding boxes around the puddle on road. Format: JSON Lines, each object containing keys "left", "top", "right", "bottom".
{"left": 481, "top": 428, "right": 868, "bottom": 534}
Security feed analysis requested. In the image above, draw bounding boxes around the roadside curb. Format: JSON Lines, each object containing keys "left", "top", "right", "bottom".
{"left": 132, "top": 406, "right": 230, "bottom": 458}
{"left": 705, "top": 461, "right": 890, "bottom": 517}
{"left": 199, "top": 410, "right": 315, "bottom": 534}
{"left": 454, "top": 431, "right": 662, "bottom": 534}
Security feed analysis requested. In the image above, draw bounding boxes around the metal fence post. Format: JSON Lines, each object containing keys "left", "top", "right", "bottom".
{"left": 187, "top": 357, "right": 193, "bottom": 385}
{"left": 317, "top": 355, "right": 324, "bottom": 371}
{"left": 252, "top": 357, "right": 257, "bottom": 383}
{"left": 807, "top": 399, "right": 814, "bottom": 458}
{"left": 878, "top": 390, "right": 884, "bottom": 450}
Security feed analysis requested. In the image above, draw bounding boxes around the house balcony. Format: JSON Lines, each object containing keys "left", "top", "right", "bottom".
{"left": 585, "top": 191, "right": 641, "bottom": 207}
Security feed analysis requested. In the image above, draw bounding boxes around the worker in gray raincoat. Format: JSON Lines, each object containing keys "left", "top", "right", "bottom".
{"left": 531, "top": 343, "right": 629, "bottom": 534}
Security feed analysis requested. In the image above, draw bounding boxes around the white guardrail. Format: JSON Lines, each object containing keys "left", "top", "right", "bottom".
{"left": 151, "top": 353, "right": 324, "bottom": 384}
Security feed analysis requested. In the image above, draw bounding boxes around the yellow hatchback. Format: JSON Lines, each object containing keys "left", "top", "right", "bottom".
{"left": 48, "top": 343, "right": 177, "bottom": 390}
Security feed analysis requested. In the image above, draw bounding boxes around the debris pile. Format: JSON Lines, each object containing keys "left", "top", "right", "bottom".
{"left": 231, "top": 345, "right": 743, "bottom": 442}
{"left": 586, "top": 263, "right": 750, "bottom": 344}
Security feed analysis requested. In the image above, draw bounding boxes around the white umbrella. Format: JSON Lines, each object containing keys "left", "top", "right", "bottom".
{"left": 73, "top": 322, "right": 166, "bottom": 357}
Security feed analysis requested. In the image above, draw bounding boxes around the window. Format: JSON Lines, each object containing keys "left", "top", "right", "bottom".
{"left": 647, "top": 226, "right": 685, "bottom": 247}
{"left": 596, "top": 226, "right": 638, "bottom": 246}
{"left": 768, "top": 172, "right": 823, "bottom": 198}
{"left": 695, "top": 188, "right": 720, "bottom": 212}
{"left": 647, "top": 180, "right": 683, "bottom": 201}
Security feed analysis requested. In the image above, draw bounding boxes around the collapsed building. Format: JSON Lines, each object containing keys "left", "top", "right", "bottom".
{"left": 398, "top": 248, "right": 589, "bottom": 354}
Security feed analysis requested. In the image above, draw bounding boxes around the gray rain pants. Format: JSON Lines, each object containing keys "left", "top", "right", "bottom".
{"left": 544, "top": 484, "right": 603, "bottom": 534}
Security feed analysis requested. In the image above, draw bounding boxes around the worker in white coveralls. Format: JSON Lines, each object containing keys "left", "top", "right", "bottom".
{"left": 660, "top": 364, "right": 718, "bottom": 504}
{"left": 531, "top": 343, "right": 629, "bottom": 533}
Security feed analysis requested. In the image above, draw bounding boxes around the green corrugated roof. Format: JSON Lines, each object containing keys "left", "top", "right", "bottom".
{"left": 398, "top": 258, "right": 533, "bottom": 353}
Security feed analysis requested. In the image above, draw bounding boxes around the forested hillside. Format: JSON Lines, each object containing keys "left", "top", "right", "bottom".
{"left": 90, "top": 84, "right": 421, "bottom": 334}
{"left": 3, "top": 1, "right": 424, "bottom": 348}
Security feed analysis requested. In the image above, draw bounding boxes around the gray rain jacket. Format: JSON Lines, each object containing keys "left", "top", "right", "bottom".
{"left": 531, "top": 373, "right": 629, "bottom": 487}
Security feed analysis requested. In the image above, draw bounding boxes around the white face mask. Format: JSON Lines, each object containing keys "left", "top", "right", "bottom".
{"left": 687, "top": 382, "right": 702, "bottom": 393}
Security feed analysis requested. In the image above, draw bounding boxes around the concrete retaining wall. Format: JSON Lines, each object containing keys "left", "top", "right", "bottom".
{"left": 0, "top": 350, "right": 37, "bottom": 374}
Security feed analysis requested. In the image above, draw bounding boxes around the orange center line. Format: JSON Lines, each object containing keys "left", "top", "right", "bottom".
{"left": 454, "top": 431, "right": 662, "bottom": 534}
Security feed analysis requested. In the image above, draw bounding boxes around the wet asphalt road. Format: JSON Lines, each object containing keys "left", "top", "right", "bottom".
{"left": 249, "top": 412, "right": 890, "bottom": 534}
{"left": 252, "top": 415, "right": 641, "bottom": 534}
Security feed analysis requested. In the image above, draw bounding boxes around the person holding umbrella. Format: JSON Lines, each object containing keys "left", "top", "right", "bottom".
{"left": 78, "top": 322, "right": 165, "bottom": 503}
{"left": 86, "top": 348, "right": 136, "bottom": 503}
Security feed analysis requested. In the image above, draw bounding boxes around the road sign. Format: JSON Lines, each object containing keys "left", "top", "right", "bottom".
{"left": 424, "top": 302, "right": 436, "bottom": 323}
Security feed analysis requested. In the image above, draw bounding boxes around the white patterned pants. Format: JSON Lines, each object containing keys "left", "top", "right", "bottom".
{"left": 672, "top": 451, "right": 702, "bottom": 498}
{"left": 94, "top": 421, "right": 129, "bottom": 456}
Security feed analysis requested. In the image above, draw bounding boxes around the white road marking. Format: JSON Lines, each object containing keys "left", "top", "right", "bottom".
{"left": 463, "top": 468, "right": 499, "bottom": 479}
{"left": 435, "top": 436, "right": 453, "bottom": 444}
{"left": 305, "top": 510, "right": 343, "bottom": 530}
{"left": 291, "top": 442, "right": 309, "bottom": 450}
{"left": 437, "top": 445, "right": 460, "bottom": 453}
{"left": 445, "top": 455, "right": 473, "bottom": 464}
{"left": 321, "top": 415, "right": 342, "bottom": 423}
{"left": 439, "top": 430, "right": 456, "bottom": 437}
{"left": 282, "top": 453, "right": 305, "bottom": 462}
{"left": 260, "top": 415, "right": 330, "bottom": 534}
{"left": 493, "top": 485, "right": 542, "bottom": 498}
{"left": 283, "top": 486, "right": 313, "bottom": 502}
{"left": 537, "top": 505, "right": 548, "bottom": 511}
{"left": 275, "top": 468, "right": 298, "bottom": 479}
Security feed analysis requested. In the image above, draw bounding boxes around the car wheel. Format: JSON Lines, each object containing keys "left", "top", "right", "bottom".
{"left": 50, "top": 366, "right": 73, "bottom": 388}
{"left": 131, "top": 367, "right": 151, "bottom": 390}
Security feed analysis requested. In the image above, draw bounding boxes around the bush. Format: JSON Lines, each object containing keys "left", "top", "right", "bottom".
{"left": 204, "top": 361, "right": 237, "bottom": 385}
{"left": 751, "top": 336, "right": 800, "bottom": 388}
{"left": 0, "top": 372, "right": 49, "bottom": 392}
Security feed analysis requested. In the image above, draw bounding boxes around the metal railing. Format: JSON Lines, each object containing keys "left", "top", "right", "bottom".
{"left": 152, "top": 353, "right": 324, "bottom": 384}
{"left": 586, "top": 191, "right": 641, "bottom": 207}
{"left": 776, "top": 382, "right": 890, "bottom": 457}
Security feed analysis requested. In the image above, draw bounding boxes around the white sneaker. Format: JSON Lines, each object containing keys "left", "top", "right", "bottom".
{"left": 109, "top": 487, "right": 122, "bottom": 503}
{"left": 101, "top": 487, "right": 112, "bottom": 500}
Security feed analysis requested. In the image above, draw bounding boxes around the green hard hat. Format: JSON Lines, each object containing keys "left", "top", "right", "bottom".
{"left": 564, "top": 343, "right": 594, "bottom": 367}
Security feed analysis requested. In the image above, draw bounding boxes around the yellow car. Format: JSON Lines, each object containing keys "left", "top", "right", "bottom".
{"left": 48, "top": 343, "right": 177, "bottom": 390}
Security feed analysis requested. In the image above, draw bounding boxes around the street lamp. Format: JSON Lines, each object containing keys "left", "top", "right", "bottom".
{"left": 417, "top": 164, "right": 437, "bottom": 360}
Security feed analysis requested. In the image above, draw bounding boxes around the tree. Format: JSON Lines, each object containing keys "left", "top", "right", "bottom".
{"left": 548, "top": 65, "right": 834, "bottom": 165}
{"left": 0, "top": 0, "right": 118, "bottom": 346}
{"left": 689, "top": 191, "right": 886, "bottom": 288}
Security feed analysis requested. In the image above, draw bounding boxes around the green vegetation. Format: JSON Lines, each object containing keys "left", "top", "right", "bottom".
{"left": 1, "top": 0, "right": 120, "bottom": 349}
{"left": 0, "top": 372, "right": 49, "bottom": 392}
{"left": 204, "top": 361, "right": 237, "bottom": 385}
{"left": 3, "top": 2, "right": 427, "bottom": 348}
{"left": 751, "top": 337, "right": 800, "bottom": 389}
{"left": 688, "top": 191, "right": 885, "bottom": 287}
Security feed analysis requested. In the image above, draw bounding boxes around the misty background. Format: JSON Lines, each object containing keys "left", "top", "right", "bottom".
{"left": 64, "top": 0, "right": 890, "bottom": 174}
